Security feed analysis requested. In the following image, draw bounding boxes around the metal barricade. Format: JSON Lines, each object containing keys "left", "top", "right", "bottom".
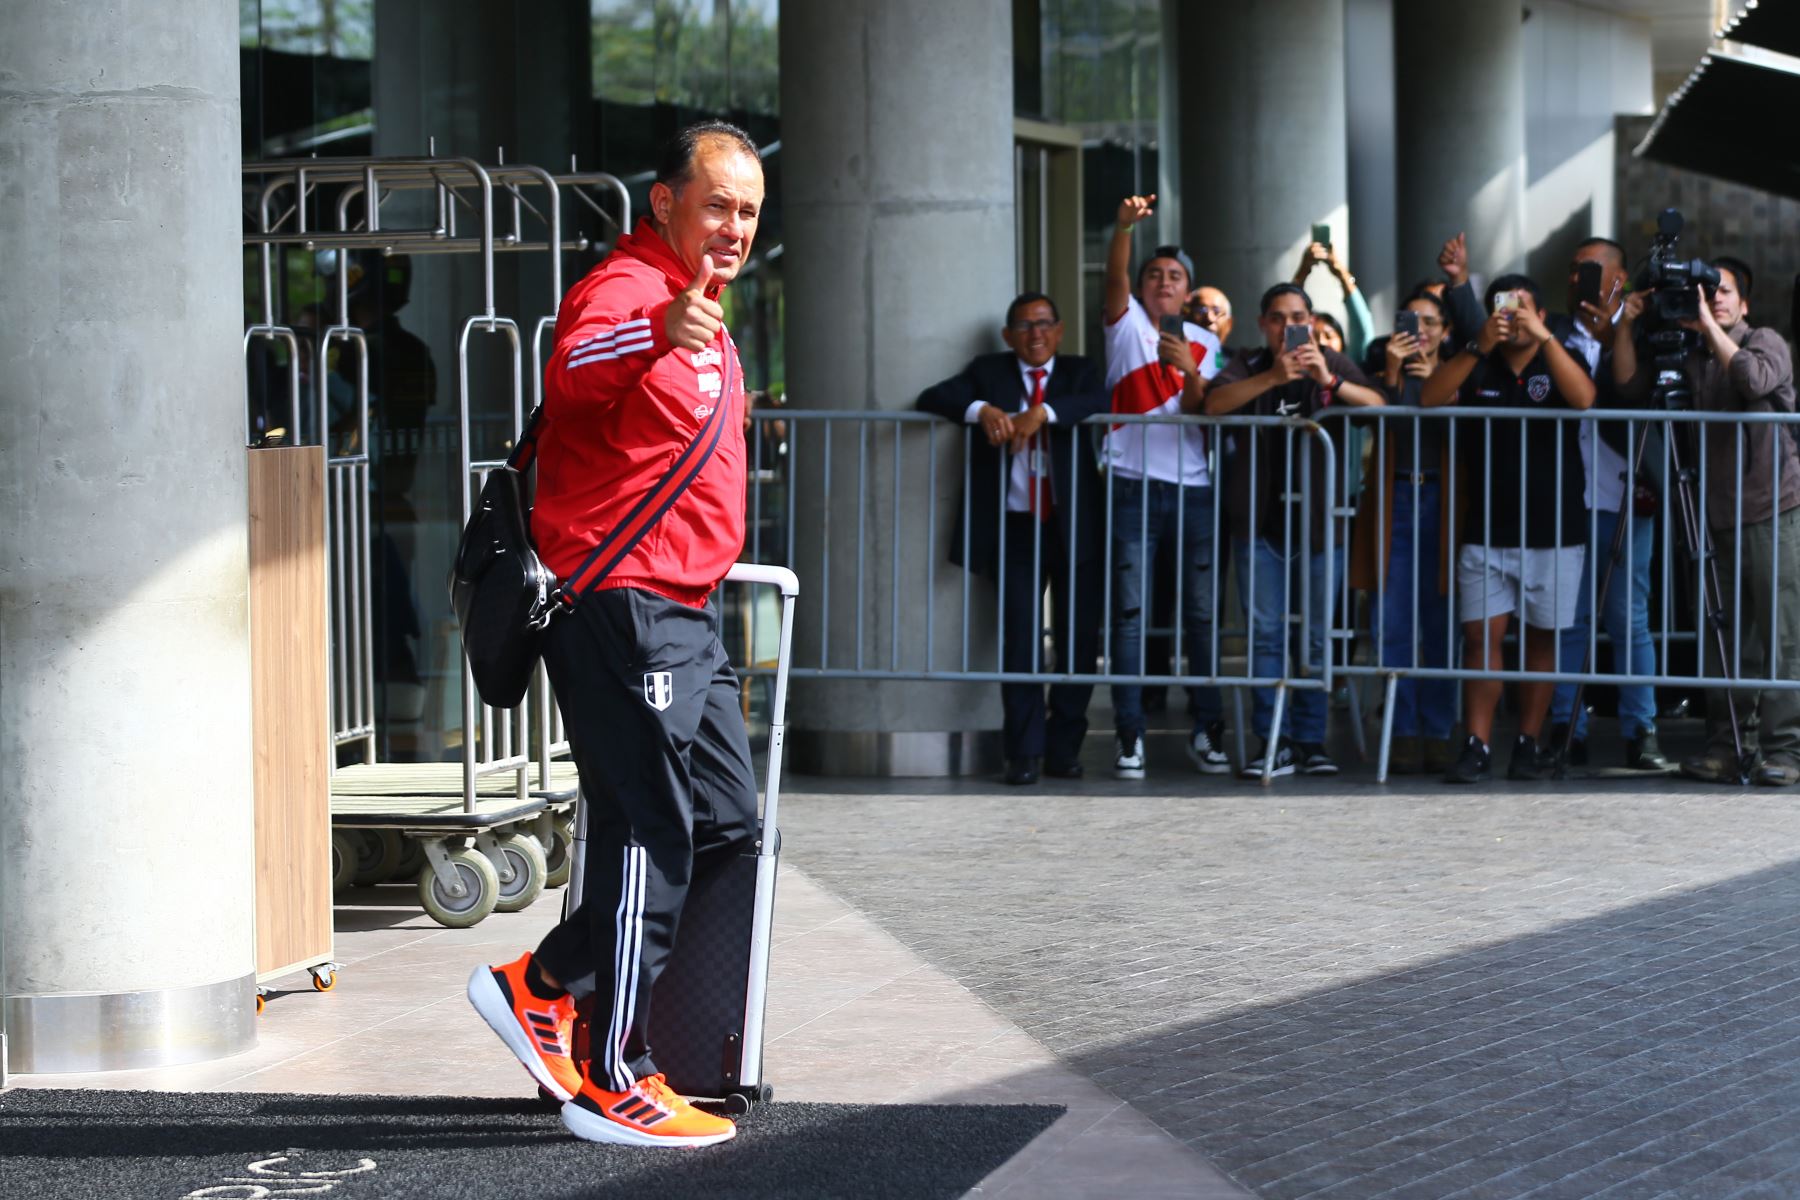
{"left": 738, "top": 409, "right": 1341, "bottom": 779}
{"left": 1327, "top": 405, "right": 1800, "bottom": 781}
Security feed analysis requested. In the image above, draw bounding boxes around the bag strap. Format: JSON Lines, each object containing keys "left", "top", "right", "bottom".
{"left": 554, "top": 345, "right": 736, "bottom": 603}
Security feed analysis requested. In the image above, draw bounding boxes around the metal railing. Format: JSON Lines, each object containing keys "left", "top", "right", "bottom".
{"left": 735, "top": 402, "right": 1800, "bottom": 779}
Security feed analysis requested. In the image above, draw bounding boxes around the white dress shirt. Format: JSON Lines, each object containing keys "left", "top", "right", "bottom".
{"left": 1568, "top": 317, "right": 1628, "bottom": 515}
{"left": 963, "top": 357, "right": 1059, "bottom": 514}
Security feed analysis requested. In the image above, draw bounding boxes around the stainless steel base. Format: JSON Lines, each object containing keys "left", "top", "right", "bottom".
{"left": 787, "top": 729, "right": 1004, "bottom": 777}
{"left": 4, "top": 971, "right": 257, "bottom": 1074}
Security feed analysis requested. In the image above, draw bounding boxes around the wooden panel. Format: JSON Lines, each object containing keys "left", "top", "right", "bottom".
{"left": 248, "top": 446, "right": 333, "bottom": 977}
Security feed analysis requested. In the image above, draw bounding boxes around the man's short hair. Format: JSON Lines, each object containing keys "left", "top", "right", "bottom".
{"left": 1574, "top": 237, "right": 1626, "bottom": 269}
{"left": 1005, "top": 291, "right": 1060, "bottom": 326}
{"left": 1138, "top": 244, "right": 1196, "bottom": 288}
{"left": 1713, "top": 255, "right": 1754, "bottom": 298}
{"left": 1260, "top": 282, "right": 1313, "bottom": 315}
{"left": 654, "top": 120, "right": 761, "bottom": 191}
{"left": 1484, "top": 273, "right": 1545, "bottom": 312}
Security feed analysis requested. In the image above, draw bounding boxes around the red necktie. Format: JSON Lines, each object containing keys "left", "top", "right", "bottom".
{"left": 1028, "top": 369, "right": 1052, "bottom": 522}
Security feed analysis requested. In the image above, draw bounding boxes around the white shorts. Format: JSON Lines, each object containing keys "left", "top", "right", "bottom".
{"left": 1456, "top": 544, "right": 1585, "bottom": 629}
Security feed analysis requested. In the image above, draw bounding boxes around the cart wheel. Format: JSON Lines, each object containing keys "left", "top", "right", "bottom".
{"left": 330, "top": 829, "right": 360, "bottom": 892}
{"left": 418, "top": 845, "right": 499, "bottom": 928}
{"left": 392, "top": 836, "right": 427, "bottom": 882}
{"left": 256, "top": 990, "right": 266, "bottom": 1016}
{"left": 310, "top": 965, "right": 337, "bottom": 992}
{"left": 352, "top": 829, "right": 406, "bottom": 888}
{"left": 545, "top": 820, "right": 574, "bottom": 890}
{"left": 491, "top": 831, "right": 548, "bottom": 914}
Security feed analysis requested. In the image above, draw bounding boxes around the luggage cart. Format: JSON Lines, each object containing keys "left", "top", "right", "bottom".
{"left": 564, "top": 563, "right": 799, "bottom": 1111}
{"left": 246, "top": 153, "right": 633, "bottom": 928}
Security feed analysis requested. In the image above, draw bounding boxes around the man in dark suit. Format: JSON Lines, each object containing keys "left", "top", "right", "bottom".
{"left": 917, "top": 292, "right": 1110, "bottom": 784}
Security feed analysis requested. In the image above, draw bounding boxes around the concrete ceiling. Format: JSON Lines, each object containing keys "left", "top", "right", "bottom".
{"left": 1557, "top": 0, "right": 1724, "bottom": 96}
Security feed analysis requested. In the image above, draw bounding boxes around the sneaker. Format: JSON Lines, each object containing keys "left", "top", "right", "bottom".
{"left": 562, "top": 1070, "right": 736, "bottom": 1148}
{"left": 1444, "top": 735, "right": 1491, "bottom": 784}
{"left": 1185, "top": 721, "right": 1231, "bottom": 775}
{"left": 1239, "top": 738, "right": 1296, "bottom": 780}
{"left": 467, "top": 953, "right": 582, "bottom": 1101}
{"left": 1296, "top": 743, "right": 1339, "bottom": 775}
{"left": 1113, "top": 733, "right": 1146, "bottom": 780}
{"left": 1548, "top": 724, "right": 1588, "bottom": 767}
{"left": 1507, "top": 734, "right": 1555, "bottom": 781}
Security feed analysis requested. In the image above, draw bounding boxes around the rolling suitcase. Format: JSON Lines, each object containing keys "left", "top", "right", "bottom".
{"left": 564, "top": 563, "right": 797, "bottom": 1112}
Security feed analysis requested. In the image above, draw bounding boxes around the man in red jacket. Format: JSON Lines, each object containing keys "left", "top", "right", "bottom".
{"left": 467, "top": 121, "right": 761, "bottom": 1148}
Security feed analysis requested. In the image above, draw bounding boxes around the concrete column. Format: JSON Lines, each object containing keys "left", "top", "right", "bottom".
{"left": 0, "top": 0, "right": 257, "bottom": 1070}
{"left": 1345, "top": 0, "right": 1398, "bottom": 331}
{"left": 1395, "top": 0, "right": 1528, "bottom": 286}
{"left": 780, "top": 0, "right": 1014, "bottom": 774}
{"left": 1176, "top": 0, "right": 1350, "bottom": 345}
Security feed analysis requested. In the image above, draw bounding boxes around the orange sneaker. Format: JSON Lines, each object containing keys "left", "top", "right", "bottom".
{"left": 561, "top": 1071, "right": 737, "bottom": 1148}
{"left": 466, "top": 953, "right": 582, "bottom": 1101}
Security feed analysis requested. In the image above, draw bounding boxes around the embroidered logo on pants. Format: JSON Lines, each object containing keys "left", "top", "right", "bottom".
{"left": 643, "top": 671, "right": 674, "bottom": 711}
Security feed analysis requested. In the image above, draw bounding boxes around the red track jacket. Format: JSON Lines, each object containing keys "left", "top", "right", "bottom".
{"left": 533, "top": 221, "right": 747, "bottom": 607}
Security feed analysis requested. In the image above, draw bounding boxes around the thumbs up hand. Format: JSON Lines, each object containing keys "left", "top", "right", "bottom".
{"left": 665, "top": 254, "right": 725, "bottom": 351}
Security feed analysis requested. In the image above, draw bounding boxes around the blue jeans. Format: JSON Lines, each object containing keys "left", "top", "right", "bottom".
{"left": 1374, "top": 482, "right": 1455, "bottom": 739}
{"left": 1551, "top": 508, "right": 1657, "bottom": 739}
{"left": 1237, "top": 535, "right": 1342, "bottom": 744}
{"left": 1109, "top": 477, "right": 1222, "bottom": 738}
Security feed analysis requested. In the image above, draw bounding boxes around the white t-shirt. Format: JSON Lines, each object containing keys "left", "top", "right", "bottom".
{"left": 1567, "top": 320, "right": 1628, "bottom": 514}
{"left": 1101, "top": 294, "right": 1221, "bottom": 486}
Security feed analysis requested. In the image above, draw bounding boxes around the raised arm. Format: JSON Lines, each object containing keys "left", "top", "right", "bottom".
{"left": 1105, "top": 195, "right": 1154, "bottom": 325}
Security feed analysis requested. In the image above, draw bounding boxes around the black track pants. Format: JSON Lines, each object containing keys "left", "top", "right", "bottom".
{"left": 533, "top": 586, "right": 758, "bottom": 1088}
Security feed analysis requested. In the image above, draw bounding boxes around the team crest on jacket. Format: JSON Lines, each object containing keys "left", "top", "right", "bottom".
{"left": 1527, "top": 375, "right": 1551, "bottom": 402}
{"left": 643, "top": 671, "right": 674, "bottom": 711}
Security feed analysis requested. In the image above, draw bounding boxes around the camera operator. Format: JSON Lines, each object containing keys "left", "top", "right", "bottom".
{"left": 1615, "top": 256, "right": 1800, "bottom": 786}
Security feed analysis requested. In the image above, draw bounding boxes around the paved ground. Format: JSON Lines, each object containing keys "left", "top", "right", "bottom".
{"left": 778, "top": 715, "right": 1800, "bottom": 1199}
{"left": 16, "top": 707, "right": 1800, "bottom": 1197}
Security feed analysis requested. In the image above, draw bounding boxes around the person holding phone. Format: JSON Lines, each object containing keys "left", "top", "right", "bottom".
{"left": 1100, "top": 194, "right": 1230, "bottom": 780}
{"left": 1291, "top": 233, "right": 1374, "bottom": 361}
{"left": 1205, "top": 284, "right": 1385, "bottom": 777}
{"left": 1348, "top": 290, "right": 1457, "bottom": 774}
{"left": 1539, "top": 238, "right": 1667, "bottom": 771}
{"left": 1423, "top": 274, "right": 1596, "bottom": 784}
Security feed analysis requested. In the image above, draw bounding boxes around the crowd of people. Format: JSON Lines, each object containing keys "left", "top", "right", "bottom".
{"left": 918, "top": 193, "right": 1800, "bottom": 789}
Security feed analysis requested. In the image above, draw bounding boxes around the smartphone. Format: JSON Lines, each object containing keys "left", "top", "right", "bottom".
{"left": 1395, "top": 310, "right": 1420, "bottom": 341}
{"left": 1283, "top": 323, "right": 1312, "bottom": 353}
{"left": 1159, "top": 313, "right": 1185, "bottom": 338}
{"left": 1311, "top": 222, "right": 1331, "bottom": 248}
{"left": 1576, "top": 261, "right": 1603, "bottom": 307}
{"left": 1494, "top": 290, "right": 1521, "bottom": 313}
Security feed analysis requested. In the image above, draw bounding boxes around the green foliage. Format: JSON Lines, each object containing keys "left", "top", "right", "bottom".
{"left": 591, "top": 0, "right": 779, "bottom": 116}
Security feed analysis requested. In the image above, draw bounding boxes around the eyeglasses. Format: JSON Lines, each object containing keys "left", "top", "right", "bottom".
{"left": 1008, "top": 319, "right": 1059, "bottom": 333}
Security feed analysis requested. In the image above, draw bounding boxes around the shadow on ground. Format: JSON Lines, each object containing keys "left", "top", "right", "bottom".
{"left": 0, "top": 1089, "right": 1062, "bottom": 1200}
{"left": 1064, "top": 858, "right": 1800, "bottom": 1199}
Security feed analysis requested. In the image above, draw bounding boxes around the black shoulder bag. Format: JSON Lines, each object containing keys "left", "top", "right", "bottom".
{"left": 450, "top": 352, "right": 734, "bottom": 709}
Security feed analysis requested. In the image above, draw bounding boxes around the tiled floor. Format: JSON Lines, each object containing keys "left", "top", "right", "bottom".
{"left": 8, "top": 863, "right": 1241, "bottom": 1199}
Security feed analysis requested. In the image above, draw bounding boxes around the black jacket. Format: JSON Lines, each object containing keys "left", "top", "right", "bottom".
{"left": 916, "top": 352, "right": 1110, "bottom": 575}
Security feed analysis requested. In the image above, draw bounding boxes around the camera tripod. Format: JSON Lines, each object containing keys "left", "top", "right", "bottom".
{"left": 1555, "top": 335, "right": 1747, "bottom": 781}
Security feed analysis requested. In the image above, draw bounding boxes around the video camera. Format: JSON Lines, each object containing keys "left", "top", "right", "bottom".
{"left": 1634, "top": 208, "right": 1720, "bottom": 411}
{"left": 1636, "top": 208, "right": 1721, "bottom": 326}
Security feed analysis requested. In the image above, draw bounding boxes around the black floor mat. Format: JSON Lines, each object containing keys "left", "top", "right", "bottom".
{"left": 0, "top": 1089, "right": 1063, "bottom": 1200}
